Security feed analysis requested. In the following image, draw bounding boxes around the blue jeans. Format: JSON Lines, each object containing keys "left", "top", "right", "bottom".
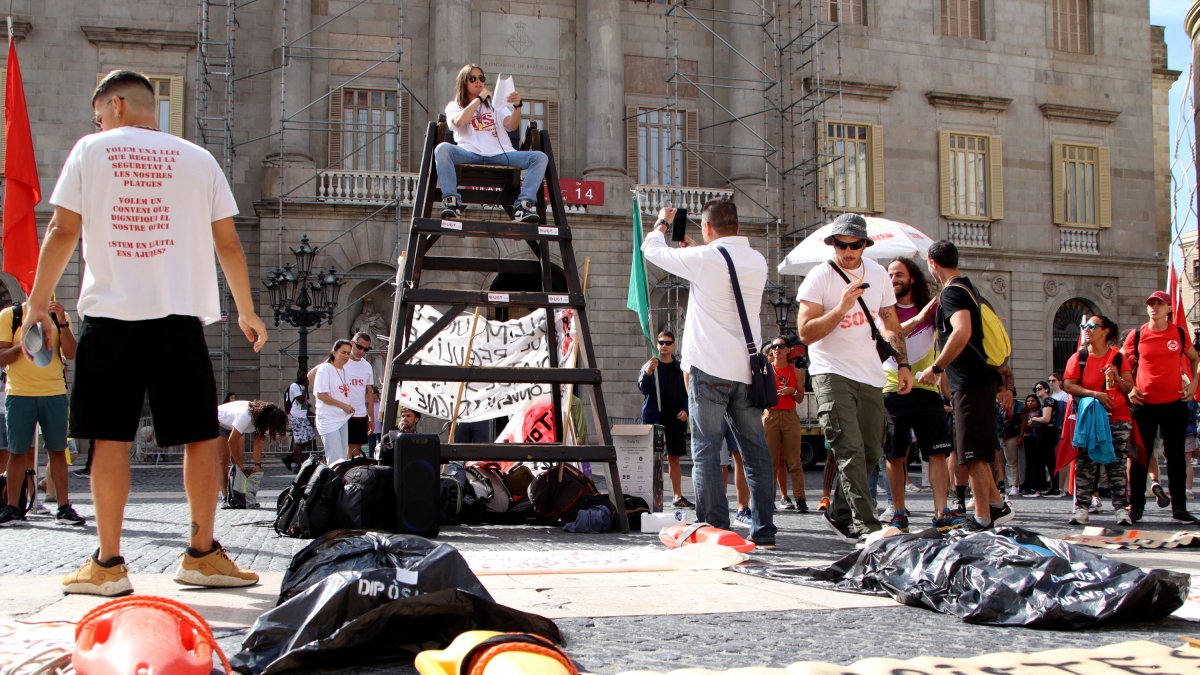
{"left": 688, "top": 367, "right": 776, "bottom": 543}
{"left": 433, "top": 143, "right": 549, "bottom": 206}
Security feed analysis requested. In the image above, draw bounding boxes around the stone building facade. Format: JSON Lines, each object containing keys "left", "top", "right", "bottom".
{"left": 0, "top": 0, "right": 1177, "bottom": 422}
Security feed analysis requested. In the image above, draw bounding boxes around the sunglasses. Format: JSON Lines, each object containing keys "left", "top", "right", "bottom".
{"left": 768, "top": 344, "right": 786, "bottom": 350}
{"left": 1034, "top": 386, "right": 1046, "bottom": 391}
{"left": 657, "top": 340, "right": 674, "bottom": 346}
{"left": 468, "top": 75, "right": 486, "bottom": 83}
{"left": 1083, "top": 323, "right": 1101, "bottom": 330}
{"left": 353, "top": 343, "right": 370, "bottom": 351}
{"left": 832, "top": 239, "right": 867, "bottom": 251}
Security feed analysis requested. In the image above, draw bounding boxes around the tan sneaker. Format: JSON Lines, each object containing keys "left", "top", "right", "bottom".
{"left": 61, "top": 553, "right": 133, "bottom": 597}
{"left": 174, "top": 541, "right": 259, "bottom": 588}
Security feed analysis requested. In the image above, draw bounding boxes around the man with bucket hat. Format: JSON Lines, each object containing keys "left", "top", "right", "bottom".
{"left": 796, "top": 213, "right": 911, "bottom": 543}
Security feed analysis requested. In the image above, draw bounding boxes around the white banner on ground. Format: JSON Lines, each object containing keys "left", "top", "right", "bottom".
{"left": 396, "top": 306, "right": 578, "bottom": 422}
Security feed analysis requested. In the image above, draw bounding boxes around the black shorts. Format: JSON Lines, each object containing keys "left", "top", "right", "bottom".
{"left": 884, "top": 389, "right": 953, "bottom": 461}
{"left": 348, "top": 416, "right": 369, "bottom": 445}
{"left": 661, "top": 416, "right": 687, "bottom": 457}
{"left": 952, "top": 382, "right": 998, "bottom": 465}
{"left": 71, "top": 315, "right": 218, "bottom": 447}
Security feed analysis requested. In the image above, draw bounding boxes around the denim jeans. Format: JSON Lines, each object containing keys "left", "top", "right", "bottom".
{"left": 688, "top": 367, "right": 776, "bottom": 543}
{"left": 433, "top": 142, "right": 549, "bottom": 206}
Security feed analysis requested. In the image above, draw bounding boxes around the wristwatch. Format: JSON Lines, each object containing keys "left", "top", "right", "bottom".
{"left": 931, "top": 364, "right": 944, "bottom": 374}
{"left": 513, "top": 102, "right": 523, "bottom": 108}
{"left": 655, "top": 219, "right": 670, "bottom": 228}
{"left": 897, "top": 362, "right": 911, "bottom": 370}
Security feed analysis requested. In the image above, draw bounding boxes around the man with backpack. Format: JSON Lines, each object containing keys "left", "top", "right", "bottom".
{"left": 916, "top": 240, "right": 1014, "bottom": 530}
{"left": 1121, "top": 291, "right": 1200, "bottom": 524}
{"left": 0, "top": 300, "right": 83, "bottom": 527}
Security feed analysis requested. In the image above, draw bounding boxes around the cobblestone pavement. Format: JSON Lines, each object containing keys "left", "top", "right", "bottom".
{"left": 4, "top": 462, "right": 1198, "bottom": 673}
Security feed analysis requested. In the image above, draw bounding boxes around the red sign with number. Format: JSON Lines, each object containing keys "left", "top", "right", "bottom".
{"left": 547, "top": 179, "right": 605, "bottom": 206}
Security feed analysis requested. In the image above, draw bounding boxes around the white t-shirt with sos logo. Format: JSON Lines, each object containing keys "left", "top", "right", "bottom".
{"left": 797, "top": 257, "right": 897, "bottom": 388}
{"left": 49, "top": 126, "right": 237, "bottom": 323}
{"left": 444, "top": 100, "right": 516, "bottom": 156}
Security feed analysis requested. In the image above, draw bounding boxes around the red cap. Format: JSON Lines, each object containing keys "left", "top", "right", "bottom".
{"left": 1146, "top": 290, "right": 1171, "bottom": 305}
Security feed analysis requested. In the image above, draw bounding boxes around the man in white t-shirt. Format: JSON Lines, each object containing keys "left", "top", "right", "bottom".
{"left": 434, "top": 64, "right": 549, "bottom": 225}
{"left": 344, "top": 332, "right": 376, "bottom": 458}
{"left": 796, "top": 214, "right": 911, "bottom": 544}
{"left": 26, "top": 70, "right": 266, "bottom": 596}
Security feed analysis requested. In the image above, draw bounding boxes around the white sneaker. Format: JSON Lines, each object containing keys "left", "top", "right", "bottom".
{"left": 879, "top": 504, "right": 895, "bottom": 521}
{"left": 1068, "top": 508, "right": 1089, "bottom": 526}
{"left": 1115, "top": 508, "right": 1132, "bottom": 526}
{"left": 905, "top": 482, "right": 922, "bottom": 493}
{"left": 1007, "top": 485, "right": 1020, "bottom": 497}
{"left": 29, "top": 501, "right": 51, "bottom": 516}
{"left": 1088, "top": 495, "right": 1102, "bottom": 514}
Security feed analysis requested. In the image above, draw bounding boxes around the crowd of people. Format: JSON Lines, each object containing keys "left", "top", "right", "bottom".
{"left": 641, "top": 209, "right": 1200, "bottom": 544}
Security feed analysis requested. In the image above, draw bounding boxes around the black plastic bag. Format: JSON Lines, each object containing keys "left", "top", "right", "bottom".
{"left": 279, "top": 529, "right": 484, "bottom": 604}
{"left": 233, "top": 530, "right": 560, "bottom": 673}
{"left": 736, "top": 526, "right": 1188, "bottom": 628}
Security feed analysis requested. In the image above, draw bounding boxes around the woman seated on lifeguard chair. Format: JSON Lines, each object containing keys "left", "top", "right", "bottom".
{"left": 434, "top": 63, "right": 548, "bottom": 225}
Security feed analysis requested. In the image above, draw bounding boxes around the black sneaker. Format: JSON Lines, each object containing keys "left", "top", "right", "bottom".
{"left": 73, "top": 468, "right": 90, "bottom": 478}
{"left": 933, "top": 509, "right": 968, "bottom": 532}
{"left": 952, "top": 498, "right": 967, "bottom": 515}
{"left": 822, "top": 510, "right": 859, "bottom": 544}
{"left": 441, "top": 196, "right": 463, "bottom": 220}
{"left": 0, "top": 504, "right": 20, "bottom": 527}
{"left": 990, "top": 501, "right": 1015, "bottom": 527}
{"left": 672, "top": 496, "right": 694, "bottom": 509}
{"left": 961, "top": 518, "right": 990, "bottom": 532}
{"left": 795, "top": 498, "right": 809, "bottom": 514}
{"left": 280, "top": 456, "right": 295, "bottom": 473}
{"left": 1152, "top": 482, "right": 1171, "bottom": 509}
{"left": 56, "top": 503, "right": 85, "bottom": 526}
{"left": 1130, "top": 507, "right": 1144, "bottom": 523}
{"left": 1171, "top": 510, "right": 1199, "bottom": 525}
{"left": 512, "top": 199, "right": 540, "bottom": 224}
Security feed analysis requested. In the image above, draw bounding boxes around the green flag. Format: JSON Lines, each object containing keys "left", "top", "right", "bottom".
{"left": 627, "top": 198, "right": 657, "bottom": 356}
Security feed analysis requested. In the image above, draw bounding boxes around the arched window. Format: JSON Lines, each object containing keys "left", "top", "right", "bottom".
{"left": 1052, "top": 298, "right": 1097, "bottom": 374}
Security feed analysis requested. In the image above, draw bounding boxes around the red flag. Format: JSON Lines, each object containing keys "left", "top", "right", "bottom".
{"left": 2, "top": 37, "right": 40, "bottom": 294}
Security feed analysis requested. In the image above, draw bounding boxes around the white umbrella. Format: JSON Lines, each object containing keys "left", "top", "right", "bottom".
{"left": 777, "top": 217, "right": 936, "bottom": 276}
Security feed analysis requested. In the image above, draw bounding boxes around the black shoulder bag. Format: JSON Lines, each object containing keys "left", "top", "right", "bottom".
{"left": 827, "top": 260, "right": 898, "bottom": 363}
{"left": 716, "top": 247, "right": 778, "bottom": 409}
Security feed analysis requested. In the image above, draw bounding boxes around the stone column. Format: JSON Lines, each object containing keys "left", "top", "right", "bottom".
{"left": 263, "top": 0, "right": 314, "bottom": 198}
{"left": 583, "top": 0, "right": 625, "bottom": 178}
{"left": 724, "top": 0, "right": 767, "bottom": 218}
{"left": 431, "top": 0, "right": 472, "bottom": 117}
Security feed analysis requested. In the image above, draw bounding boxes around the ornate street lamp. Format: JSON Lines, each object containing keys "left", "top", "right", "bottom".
{"left": 263, "top": 235, "right": 343, "bottom": 377}
{"left": 767, "top": 283, "right": 798, "bottom": 338}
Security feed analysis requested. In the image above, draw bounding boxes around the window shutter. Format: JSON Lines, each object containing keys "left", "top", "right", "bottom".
{"left": 399, "top": 92, "right": 411, "bottom": 172}
{"left": 626, "top": 106, "right": 639, "bottom": 181}
{"left": 869, "top": 124, "right": 885, "bottom": 213}
{"left": 988, "top": 134, "right": 1004, "bottom": 221}
{"left": 685, "top": 109, "right": 699, "bottom": 187}
{"left": 0, "top": 66, "right": 7, "bottom": 174}
{"left": 938, "top": 130, "right": 952, "bottom": 217}
{"left": 1051, "top": 141, "right": 1065, "bottom": 225}
{"left": 546, "top": 99, "right": 561, "bottom": 158}
{"left": 815, "top": 121, "right": 827, "bottom": 207}
{"left": 328, "top": 88, "right": 344, "bottom": 170}
{"left": 168, "top": 75, "right": 185, "bottom": 137}
{"left": 1097, "top": 145, "right": 1111, "bottom": 228}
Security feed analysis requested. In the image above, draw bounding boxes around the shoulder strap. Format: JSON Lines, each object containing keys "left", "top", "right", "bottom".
{"left": 1134, "top": 326, "right": 1143, "bottom": 365}
{"left": 825, "top": 260, "right": 884, "bottom": 342}
{"left": 717, "top": 247, "right": 757, "bottom": 357}
{"left": 946, "top": 281, "right": 980, "bottom": 307}
{"left": 1077, "top": 347, "right": 1089, "bottom": 371}
{"left": 10, "top": 302, "right": 20, "bottom": 334}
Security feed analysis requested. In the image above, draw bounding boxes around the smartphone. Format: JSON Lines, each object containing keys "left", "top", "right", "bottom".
{"left": 670, "top": 208, "right": 689, "bottom": 242}
{"left": 859, "top": 282, "right": 870, "bottom": 289}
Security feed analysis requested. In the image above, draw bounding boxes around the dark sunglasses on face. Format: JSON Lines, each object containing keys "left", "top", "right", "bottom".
{"left": 468, "top": 75, "right": 486, "bottom": 83}
{"left": 832, "top": 239, "right": 867, "bottom": 251}
{"left": 1083, "top": 323, "right": 1100, "bottom": 330}
{"left": 1034, "top": 386, "right": 1046, "bottom": 391}
{"left": 657, "top": 340, "right": 674, "bottom": 345}
{"left": 768, "top": 344, "right": 786, "bottom": 350}
{"left": 353, "top": 343, "right": 370, "bottom": 351}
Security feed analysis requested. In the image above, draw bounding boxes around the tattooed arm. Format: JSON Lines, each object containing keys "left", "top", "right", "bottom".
{"left": 879, "top": 305, "right": 912, "bottom": 394}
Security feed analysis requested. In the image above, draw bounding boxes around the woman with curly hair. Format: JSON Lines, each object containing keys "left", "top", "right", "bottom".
{"left": 217, "top": 398, "right": 288, "bottom": 477}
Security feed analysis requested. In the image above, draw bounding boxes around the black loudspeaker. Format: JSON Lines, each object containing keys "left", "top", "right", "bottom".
{"left": 391, "top": 433, "right": 441, "bottom": 537}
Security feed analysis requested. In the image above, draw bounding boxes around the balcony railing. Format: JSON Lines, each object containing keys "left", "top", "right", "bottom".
{"left": 947, "top": 220, "right": 992, "bottom": 248}
{"left": 635, "top": 184, "right": 735, "bottom": 215}
{"left": 316, "top": 170, "right": 420, "bottom": 205}
{"left": 1060, "top": 227, "right": 1099, "bottom": 255}
{"left": 315, "top": 169, "right": 586, "bottom": 215}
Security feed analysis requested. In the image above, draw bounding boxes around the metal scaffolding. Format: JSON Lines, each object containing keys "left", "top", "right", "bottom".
{"left": 195, "top": 0, "right": 409, "bottom": 394}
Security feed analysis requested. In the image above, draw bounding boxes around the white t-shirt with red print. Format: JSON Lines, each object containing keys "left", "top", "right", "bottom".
{"left": 444, "top": 100, "right": 516, "bottom": 156}
{"left": 49, "top": 126, "right": 238, "bottom": 323}
{"left": 343, "top": 357, "right": 374, "bottom": 416}
{"left": 313, "top": 362, "right": 353, "bottom": 436}
{"left": 797, "top": 257, "right": 897, "bottom": 389}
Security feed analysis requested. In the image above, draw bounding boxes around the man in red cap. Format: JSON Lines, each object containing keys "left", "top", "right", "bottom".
{"left": 1122, "top": 290, "right": 1200, "bottom": 524}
